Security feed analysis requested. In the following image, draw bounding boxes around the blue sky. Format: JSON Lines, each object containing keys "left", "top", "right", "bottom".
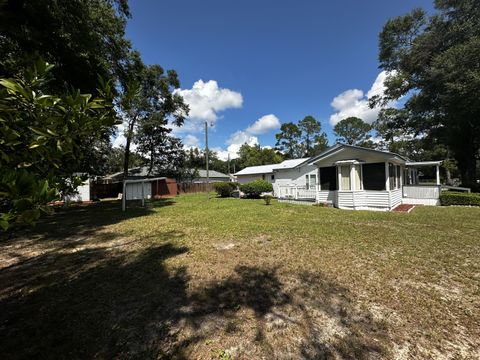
{"left": 124, "top": 0, "right": 433, "bottom": 159}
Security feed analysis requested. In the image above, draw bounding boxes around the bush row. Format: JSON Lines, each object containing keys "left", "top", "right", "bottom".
{"left": 239, "top": 180, "right": 273, "bottom": 198}
{"left": 213, "top": 182, "right": 239, "bottom": 197}
{"left": 440, "top": 191, "right": 480, "bottom": 206}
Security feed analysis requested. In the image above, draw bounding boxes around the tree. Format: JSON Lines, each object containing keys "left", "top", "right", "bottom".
{"left": 0, "top": 0, "right": 132, "bottom": 94}
{"left": 119, "top": 64, "right": 188, "bottom": 179}
{"left": 298, "top": 115, "right": 329, "bottom": 156}
{"left": 102, "top": 146, "right": 145, "bottom": 175}
{"left": 135, "top": 113, "right": 186, "bottom": 178}
{"left": 0, "top": 60, "right": 116, "bottom": 230}
{"left": 333, "top": 117, "right": 372, "bottom": 146}
{"left": 371, "top": 0, "right": 480, "bottom": 188}
{"left": 236, "top": 144, "right": 283, "bottom": 170}
{"left": 275, "top": 122, "right": 303, "bottom": 159}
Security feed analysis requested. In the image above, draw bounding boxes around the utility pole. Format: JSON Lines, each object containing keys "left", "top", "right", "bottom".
{"left": 227, "top": 153, "right": 231, "bottom": 175}
{"left": 205, "top": 121, "right": 209, "bottom": 200}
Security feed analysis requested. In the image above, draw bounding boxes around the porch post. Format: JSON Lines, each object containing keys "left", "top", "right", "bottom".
{"left": 436, "top": 164, "right": 440, "bottom": 185}
{"left": 337, "top": 166, "right": 341, "bottom": 191}
{"left": 385, "top": 162, "right": 390, "bottom": 191}
{"left": 350, "top": 165, "right": 355, "bottom": 190}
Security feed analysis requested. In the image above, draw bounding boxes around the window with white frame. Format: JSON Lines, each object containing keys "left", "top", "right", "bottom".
{"left": 305, "top": 174, "right": 316, "bottom": 189}
{"left": 340, "top": 165, "right": 351, "bottom": 190}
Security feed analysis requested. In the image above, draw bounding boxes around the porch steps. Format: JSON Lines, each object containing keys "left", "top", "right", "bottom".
{"left": 392, "top": 204, "right": 415, "bottom": 213}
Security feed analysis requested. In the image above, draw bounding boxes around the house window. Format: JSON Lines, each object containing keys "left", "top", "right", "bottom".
{"left": 388, "top": 164, "right": 401, "bottom": 189}
{"left": 396, "top": 165, "right": 401, "bottom": 188}
{"left": 319, "top": 166, "right": 337, "bottom": 191}
{"left": 271, "top": 174, "right": 275, "bottom": 180}
{"left": 305, "top": 174, "right": 316, "bottom": 189}
{"left": 363, "top": 162, "right": 386, "bottom": 191}
{"left": 389, "top": 163, "right": 395, "bottom": 190}
{"left": 340, "top": 166, "right": 351, "bottom": 190}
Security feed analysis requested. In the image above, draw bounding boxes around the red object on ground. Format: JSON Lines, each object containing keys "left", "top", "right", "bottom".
{"left": 392, "top": 204, "right": 416, "bottom": 213}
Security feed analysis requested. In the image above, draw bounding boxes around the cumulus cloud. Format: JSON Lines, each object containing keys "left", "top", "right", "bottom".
{"left": 213, "top": 113, "right": 282, "bottom": 161}
{"left": 183, "top": 134, "right": 200, "bottom": 149}
{"left": 329, "top": 71, "right": 396, "bottom": 126}
{"left": 111, "top": 122, "right": 138, "bottom": 150}
{"left": 245, "top": 114, "right": 281, "bottom": 135}
{"left": 173, "top": 80, "right": 243, "bottom": 133}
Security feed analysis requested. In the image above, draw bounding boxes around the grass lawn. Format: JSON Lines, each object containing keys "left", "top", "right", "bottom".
{"left": 1, "top": 194, "right": 479, "bottom": 359}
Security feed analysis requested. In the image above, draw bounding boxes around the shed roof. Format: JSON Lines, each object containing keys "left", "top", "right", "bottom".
{"left": 195, "top": 169, "right": 230, "bottom": 178}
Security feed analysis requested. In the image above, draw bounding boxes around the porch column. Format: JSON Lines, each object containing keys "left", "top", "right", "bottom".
{"left": 436, "top": 164, "right": 440, "bottom": 185}
{"left": 337, "top": 166, "right": 341, "bottom": 191}
{"left": 350, "top": 165, "right": 355, "bottom": 190}
{"left": 385, "top": 162, "right": 390, "bottom": 191}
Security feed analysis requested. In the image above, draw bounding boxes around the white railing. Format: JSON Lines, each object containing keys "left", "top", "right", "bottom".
{"left": 403, "top": 185, "right": 440, "bottom": 199}
{"left": 277, "top": 186, "right": 316, "bottom": 200}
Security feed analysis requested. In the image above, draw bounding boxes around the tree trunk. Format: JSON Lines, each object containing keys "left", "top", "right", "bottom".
{"left": 123, "top": 119, "right": 136, "bottom": 180}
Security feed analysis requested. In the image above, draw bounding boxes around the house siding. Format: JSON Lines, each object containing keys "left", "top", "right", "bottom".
{"left": 274, "top": 164, "right": 317, "bottom": 195}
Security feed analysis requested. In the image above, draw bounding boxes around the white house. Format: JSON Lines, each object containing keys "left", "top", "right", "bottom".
{"left": 236, "top": 144, "right": 443, "bottom": 211}
{"left": 234, "top": 164, "right": 278, "bottom": 184}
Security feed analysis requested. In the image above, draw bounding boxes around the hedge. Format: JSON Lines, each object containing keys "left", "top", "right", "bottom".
{"left": 240, "top": 179, "right": 273, "bottom": 198}
{"left": 440, "top": 191, "right": 480, "bottom": 206}
{"left": 213, "top": 182, "right": 238, "bottom": 197}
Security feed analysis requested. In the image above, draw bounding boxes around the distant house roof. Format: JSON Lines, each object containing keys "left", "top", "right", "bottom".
{"left": 195, "top": 169, "right": 230, "bottom": 178}
{"left": 273, "top": 158, "right": 310, "bottom": 170}
{"left": 234, "top": 164, "right": 278, "bottom": 176}
{"left": 234, "top": 158, "right": 311, "bottom": 176}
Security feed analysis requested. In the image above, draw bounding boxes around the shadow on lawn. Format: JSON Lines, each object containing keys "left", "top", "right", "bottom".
{"left": 0, "top": 239, "right": 390, "bottom": 360}
{"left": 32, "top": 199, "right": 176, "bottom": 239}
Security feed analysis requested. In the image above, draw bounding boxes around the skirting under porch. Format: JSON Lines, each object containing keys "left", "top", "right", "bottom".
{"left": 277, "top": 185, "right": 440, "bottom": 211}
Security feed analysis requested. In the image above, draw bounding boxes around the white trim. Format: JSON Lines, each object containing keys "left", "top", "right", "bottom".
{"left": 406, "top": 161, "right": 443, "bottom": 166}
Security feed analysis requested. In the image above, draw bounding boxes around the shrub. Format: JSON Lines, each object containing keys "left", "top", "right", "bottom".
{"left": 240, "top": 180, "right": 273, "bottom": 198}
{"left": 440, "top": 191, "right": 480, "bottom": 206}
{"left": 263, "top": 194, "right": 273, "bottom": 205}
{"left": 213, "top": 182, "right": 238, "bottom": 197}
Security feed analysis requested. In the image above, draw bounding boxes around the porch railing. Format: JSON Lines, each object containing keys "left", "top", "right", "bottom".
{"left": 403, "top": 185, "right": 440, "bottom": 199}
{"left": 277, "top": 186, "right": 316, "bottom": 200}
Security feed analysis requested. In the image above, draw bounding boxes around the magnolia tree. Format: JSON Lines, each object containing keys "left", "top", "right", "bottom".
{"left": 0, "top": 60, "right": 117, "bottom": 230}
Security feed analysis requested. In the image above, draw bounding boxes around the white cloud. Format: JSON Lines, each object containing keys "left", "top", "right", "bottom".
{"left": 213, "top": 113, "right": 281, "bottom": 161}
{"left": 111, "top": 122, "right": 138, "bottom": 150}
{"left": 173, "top": 80, "right": 243, "bottom": 133}
{"left": 245, "top": 114, "right": 281, "bottom": 135}
{"left": 329, "top": 71, "right": 396, "bottom": 126}
{"left": 183, "top": 134, "right": 200, "bottom": 149}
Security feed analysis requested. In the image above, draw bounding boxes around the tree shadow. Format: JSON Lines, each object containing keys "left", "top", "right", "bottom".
{"left": 1, "top": 241, "right": 391, "bottom": 359}
{"left": 0, "top": 240, "right": 189, "bottom": 359}
{"left": 4, "top": 199, "right": 176, "bottom": 242}
{"left": 172, "top": 267, "right": 390, "bottom": 359}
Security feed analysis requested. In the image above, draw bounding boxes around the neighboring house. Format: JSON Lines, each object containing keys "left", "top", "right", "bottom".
{"left": 191, "top": 169, "right": 231, "bottom": 183}
{"left": 237, "top": 144, "right": 443, "bottom": 211}
{"left": 234, "top": 164, "right": 278, "bottom": 184}
{"left": 234, "top": 158, "right": 315, "bottom": 194}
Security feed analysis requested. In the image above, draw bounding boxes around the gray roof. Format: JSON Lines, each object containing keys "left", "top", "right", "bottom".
{"left": 195, "top": 169, "right": 230, "bottom": 178}
{"left": 307, "top": 143, "right": 408, "bottom": 165}
{"left": 234, "top": 158, "right": 310, "bottom": 176}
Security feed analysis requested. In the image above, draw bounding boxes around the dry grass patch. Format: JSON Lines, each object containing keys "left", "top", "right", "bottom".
{"left": 0, "top": 194, "right": 479, "bottom": 359}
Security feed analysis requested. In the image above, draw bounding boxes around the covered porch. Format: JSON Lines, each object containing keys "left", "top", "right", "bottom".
{"left": 402, "top": 161, "right": 442, "bottom": 205}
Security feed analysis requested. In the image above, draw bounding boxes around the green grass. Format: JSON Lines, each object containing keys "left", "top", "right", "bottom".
{"left": 1, "top": 193, "right": 479, "bottom": 359}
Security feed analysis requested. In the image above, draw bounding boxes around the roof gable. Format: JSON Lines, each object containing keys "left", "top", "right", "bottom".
{"left": 308, "top": 144, "right": 407, "bottom": 166}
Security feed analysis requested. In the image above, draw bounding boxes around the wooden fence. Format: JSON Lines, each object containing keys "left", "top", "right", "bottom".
{"left": 177, "top": 182, "right": 216, "bottom": 194}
